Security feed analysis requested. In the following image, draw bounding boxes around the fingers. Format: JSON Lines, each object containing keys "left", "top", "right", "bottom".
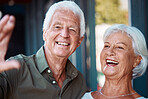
{"left": 0, "top": 15, "right": 15, "bottom": 41}
{"left": 0, "top": 15, "right": 15, "bottom": 58}
{"left": 0, "top": 15, "right": 9, "bottom": 31}
{"left": 0, "top": 15, "right": 18, "bottom": 72}
{"left": 0, "top": 60, "right": 20, "bottom": 72}
{"left": 3, "top": 15, "right": 15, "bottom": 33}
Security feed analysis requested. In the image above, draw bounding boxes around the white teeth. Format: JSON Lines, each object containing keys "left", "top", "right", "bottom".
{"left": 107, "top": 60, "right": 118, "bottom": 64}
{"left": 57, "top": 42, "right": 69, "bottom": 46}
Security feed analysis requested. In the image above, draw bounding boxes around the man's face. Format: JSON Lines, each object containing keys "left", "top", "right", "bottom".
{"left": 43, "top": 9, "right": 83, "bottom": 58}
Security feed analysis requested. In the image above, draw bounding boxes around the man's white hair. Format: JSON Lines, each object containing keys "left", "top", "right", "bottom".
{"left": 43, "top": 1, "right": 85, "bottom": 37}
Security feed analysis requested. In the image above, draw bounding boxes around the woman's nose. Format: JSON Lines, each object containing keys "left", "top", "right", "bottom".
{"left": 106, "top": 47, "right": 116, "bottom": 56}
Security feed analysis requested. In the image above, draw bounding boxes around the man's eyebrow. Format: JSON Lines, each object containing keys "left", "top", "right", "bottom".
{"left": 53, "top": 22, "right": 62, "bottom": 25}
{"left": 69, "top": 25, "right": 79, "bottom": 29}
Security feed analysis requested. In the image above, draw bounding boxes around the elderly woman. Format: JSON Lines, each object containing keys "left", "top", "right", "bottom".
{"left": 82, "top": 24, "right": 148, "bottom": 99}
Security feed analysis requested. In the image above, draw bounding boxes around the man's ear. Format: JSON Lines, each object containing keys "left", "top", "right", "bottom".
{"left": 43, "top": 29, "right": 46, "bottom": 41}
{"left": 133, "top": 56, "right": 142, "bottom": 68}
{"left": 78, "top": 36, "right": 84, "bottom": 47}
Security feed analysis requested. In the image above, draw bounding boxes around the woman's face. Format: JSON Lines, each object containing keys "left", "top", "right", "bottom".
{"left": 100, "top": 32, "right": 138, "bottom": 79}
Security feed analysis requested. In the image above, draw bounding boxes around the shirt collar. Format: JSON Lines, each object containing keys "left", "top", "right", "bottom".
{"left": 66, "top": 60, "right": 78, "bottom": 79}
{"left": 35, "top": 46, "right": 78, "bottom": 79}
{"left": 35, "top": 46, "right": 49, "bottom": 73}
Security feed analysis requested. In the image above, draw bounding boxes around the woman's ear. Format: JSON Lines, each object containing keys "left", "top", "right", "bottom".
{"left": 133, "top": 56, "right": 142, "bottom": 68}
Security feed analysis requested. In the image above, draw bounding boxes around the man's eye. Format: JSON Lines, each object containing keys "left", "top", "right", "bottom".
{"left": 70, "top": 29, "right": 76, "bottom": 32}
{"left": 69, "top": 27, "right": 77, "bottom": 33}
{"left": 55, "top": 25, "right": 61, "bottom": 29}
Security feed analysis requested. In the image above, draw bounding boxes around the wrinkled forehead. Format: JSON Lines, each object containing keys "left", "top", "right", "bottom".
{"left": 53, "top": 8, "right": 79, "bottom": 19}
{"left": 50, "top": 8, "right": 80, "bottom": 25}
{"left": 104, "top": 29, "right": 133, "bottom": 41}
{"left": 105, "top": 31, "right": 133, "bottom": 46}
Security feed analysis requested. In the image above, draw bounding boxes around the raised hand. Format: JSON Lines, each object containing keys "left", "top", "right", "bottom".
{"left": 0, "top": 15, "right": 20, "bottom": 72}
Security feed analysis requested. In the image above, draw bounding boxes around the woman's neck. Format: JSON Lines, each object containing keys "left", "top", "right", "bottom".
{"left": 102, "top": 76, "right": 134, "bottom": 96}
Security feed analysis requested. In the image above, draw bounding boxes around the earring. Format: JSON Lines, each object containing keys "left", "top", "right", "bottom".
{"left": 133, "top": 63, "right": 137, "bottom": 68}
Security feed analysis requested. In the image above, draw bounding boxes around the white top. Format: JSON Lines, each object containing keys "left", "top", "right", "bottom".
{"left": 81, "top": 92, "right": 147, "bottom": 99}
{"left": 81, "top": 92, "right": 93, "bottom": 99}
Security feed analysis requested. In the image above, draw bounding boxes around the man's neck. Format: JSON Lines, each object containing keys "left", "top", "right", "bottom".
{"left": 44, "top": 46, "right": 67, "bottom": 88}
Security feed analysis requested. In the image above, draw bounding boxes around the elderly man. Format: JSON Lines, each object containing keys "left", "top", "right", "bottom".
{"left": 0, "top": 1, "right": 88, "bottom": 99}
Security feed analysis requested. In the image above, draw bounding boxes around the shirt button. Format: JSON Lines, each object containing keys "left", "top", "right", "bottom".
{"left": 47, "top": 69, "right": 51, "bottom": 73}
{"left": 52, "top": 81, "right": 56, "bottom": 84}
{"left": 72, "top": 72, "right": 75, "bottom": 76}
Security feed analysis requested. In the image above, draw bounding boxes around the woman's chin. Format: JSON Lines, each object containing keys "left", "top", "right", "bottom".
{"left": 102, "top": 66, "right": 117, "bottom": 77}
{"left": 103, "top": 71, "right": 116, "bottom": 77}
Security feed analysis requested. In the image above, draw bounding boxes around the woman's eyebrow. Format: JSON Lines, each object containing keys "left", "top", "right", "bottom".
{"left": 116, "top": 42, "right": 127, "bottom": 46}
{"left": 104, "top": 42, "right": 109, "bottom": 44}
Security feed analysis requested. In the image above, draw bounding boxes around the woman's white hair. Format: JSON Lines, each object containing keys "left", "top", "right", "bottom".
{"left": 43, "top": 1, "right": 85, "bottom": 37}
{"left": 103, "top": 24, "right": 148, "bottom": 79}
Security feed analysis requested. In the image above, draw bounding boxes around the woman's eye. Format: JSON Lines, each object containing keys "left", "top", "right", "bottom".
{"left": 104, "top": 45, "right": 110, "bottom": 48}
{"left": 117, "top": 46, "right": 124, "bottom": 49}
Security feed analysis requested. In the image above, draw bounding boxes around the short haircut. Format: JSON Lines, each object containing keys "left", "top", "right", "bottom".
{"left": 43, "top": 1, "right": 85, "bottom": 37}
{"left": 103, "top": 24, "right": 148, "bottom": 79}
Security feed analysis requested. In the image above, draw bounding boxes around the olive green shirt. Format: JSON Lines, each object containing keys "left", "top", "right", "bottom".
{"left": 0, "top": 46, "right": 88, "bottom": 99}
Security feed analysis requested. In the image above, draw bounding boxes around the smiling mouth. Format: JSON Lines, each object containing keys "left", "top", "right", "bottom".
{"left": 56, "top": 42, "right": 70, "bottom": 46}
{"left": 106, "top": 59, "right": 119, "bottom": 66}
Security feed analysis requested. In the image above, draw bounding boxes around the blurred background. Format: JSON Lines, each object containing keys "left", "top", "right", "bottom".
{"left": 0, "top": 0, "right": 147, "bottom": 97}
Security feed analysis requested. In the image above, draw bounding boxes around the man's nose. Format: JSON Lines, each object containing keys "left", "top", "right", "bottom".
{"left": 60, "top": 28, "right": 70, "bottom": 38}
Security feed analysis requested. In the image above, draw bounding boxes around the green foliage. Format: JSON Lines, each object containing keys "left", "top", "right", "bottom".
{"left": 95, "top": 0, "right": 128, "bottom": 25}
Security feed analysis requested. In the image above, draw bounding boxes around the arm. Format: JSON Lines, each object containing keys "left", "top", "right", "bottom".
{"left": 0, "top": 15, "right": 20, "bottom": 98}
{"left": 0, "top": 15, "right": 20, "bottom": 72}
